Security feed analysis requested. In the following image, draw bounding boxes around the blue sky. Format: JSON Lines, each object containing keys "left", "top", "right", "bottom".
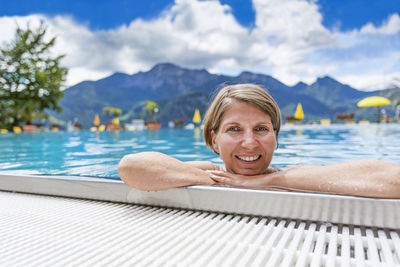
{"left": 0, "top": 0, "right": 399, "bottom": 90}
{"left": 2, "top": 0, "right": 398, "bottom": 31}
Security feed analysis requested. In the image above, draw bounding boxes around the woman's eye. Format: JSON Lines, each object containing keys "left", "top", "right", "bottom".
{"left": 228, "top": 126, "right": 240, "bottom": 131}
{"left": 255, "top": 126, "right": 268, "bottom": 132}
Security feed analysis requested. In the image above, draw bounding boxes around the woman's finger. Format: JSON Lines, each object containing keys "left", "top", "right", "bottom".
{"left": 210, "top": 173, "right": 238, "bottom": 187}
{"left": 208, "top": 170, "right": 231, "bottom": 177}
{"left": 209, "top": 173, "right": 228, "bottom": 182}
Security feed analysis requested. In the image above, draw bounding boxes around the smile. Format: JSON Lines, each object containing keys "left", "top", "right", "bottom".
{"left": 236, "top": 155, "right": 261, "bottom": 162}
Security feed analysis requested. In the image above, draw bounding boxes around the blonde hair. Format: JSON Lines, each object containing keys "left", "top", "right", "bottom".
{"left": 203, "top": 84, "right": 281, "bottom": 150}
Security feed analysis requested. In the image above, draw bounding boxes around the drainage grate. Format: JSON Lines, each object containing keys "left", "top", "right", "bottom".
{"left": 1, "top": 191, "right": 399, "bottom": 266}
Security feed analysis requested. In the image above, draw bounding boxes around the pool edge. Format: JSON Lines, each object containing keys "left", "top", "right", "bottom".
{"left": 0, "top": 172, "right": 399, "bottom": 229}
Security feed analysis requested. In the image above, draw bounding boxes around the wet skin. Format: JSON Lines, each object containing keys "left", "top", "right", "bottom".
{"left": 211, "top": 101, "right": 277, "bottom": 176}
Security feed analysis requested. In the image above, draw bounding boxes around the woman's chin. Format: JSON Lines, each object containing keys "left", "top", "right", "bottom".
{"left": 234, "top": 168, "right": 261, "bottom": 176}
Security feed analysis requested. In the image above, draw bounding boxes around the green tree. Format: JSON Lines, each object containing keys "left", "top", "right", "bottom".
{"left": 0, "top": 23, "right": 68, "bottom": 129}
{"left": 382, "top": 78, "right": 400, "bottom": 121}
{"left": 141, "top": 100, "right": 159, "bottom": 122}
{"left": 102, "top": 106, "right": 122, "bottom": 122}
{"left": 389, "top": 79, "right": 400, "bottom": 109}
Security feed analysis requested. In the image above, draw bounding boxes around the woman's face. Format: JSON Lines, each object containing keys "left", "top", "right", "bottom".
{"left": 211, "top": 101, "right": 277, "bottom": 175}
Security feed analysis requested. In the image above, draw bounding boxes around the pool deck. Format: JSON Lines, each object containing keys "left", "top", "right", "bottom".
{"left": 1, "top": 173, "right": 400, "bottom": 266}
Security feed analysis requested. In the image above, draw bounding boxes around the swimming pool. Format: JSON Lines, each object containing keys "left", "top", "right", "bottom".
{"left": 1, "top": 124, "right": 399, "bottom": 179}
{"left": 2, "top": 124, "right": 400, "bottom": 266}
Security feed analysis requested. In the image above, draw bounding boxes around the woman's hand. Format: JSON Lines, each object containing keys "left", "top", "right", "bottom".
{"left": 208, "top": 168, "right": 279, "bottom": 190}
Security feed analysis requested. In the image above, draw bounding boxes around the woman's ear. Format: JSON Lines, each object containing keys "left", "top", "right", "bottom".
{"left": 211, "top": 130, "right": 220, "bottom": 154}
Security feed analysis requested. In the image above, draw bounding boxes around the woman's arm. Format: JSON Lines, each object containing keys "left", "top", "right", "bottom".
{"left": 118, "top": 152, "right": 215, "bottom": 191}
{"left": 184, "top": 161, "right": 224, "bottom": 171}
{"left": 209, "top": 160, "right": 400, "bottom": 198}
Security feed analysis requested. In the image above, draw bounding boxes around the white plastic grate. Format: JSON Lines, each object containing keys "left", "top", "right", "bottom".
{"left": 1, "top": 191, "right": 399, "bottom": 266}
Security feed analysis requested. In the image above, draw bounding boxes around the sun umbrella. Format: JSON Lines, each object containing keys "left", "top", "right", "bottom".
{"left": 294, "top": 103, "right": 304, "bottom": 120}
{"left": 93, "top": 114, "right": 100, "bottom": 126}
{"left": 357, "top": 96, "right": 391, "bottom": 123}
{"left": 112, "top": 116, "right": 120, "bottom": 126}
{"left": 192, "top": 108, "right": 201, "bottom": 124}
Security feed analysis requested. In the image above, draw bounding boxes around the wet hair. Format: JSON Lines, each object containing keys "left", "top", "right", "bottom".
{"left": 203, "top": 83, "right": 281, "bottom": 151}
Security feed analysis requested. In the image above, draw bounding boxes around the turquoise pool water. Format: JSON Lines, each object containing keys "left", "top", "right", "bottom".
{"left": 1, "top": 124, "right": 399, "bottom": 179}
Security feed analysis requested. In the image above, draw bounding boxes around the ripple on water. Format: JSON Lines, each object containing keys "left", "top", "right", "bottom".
{"left": 148, "top": 140, "right": 167, "bottom": 144}
{"left": 131, "top": 144, "right": 147, "bottom": 149}
{"left": 152, "top": 146, "right": 172, "bottom": 150}
{"left": 64, "top": 141, "right": 82, "bottom": 147}
{"left": 0, "top": 162, "right": 22, "bottom": 169}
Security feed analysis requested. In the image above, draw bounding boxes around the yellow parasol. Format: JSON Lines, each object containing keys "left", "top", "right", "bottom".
{"left": 357, "top": 96, "right": 391, "bottom": 123}
{"left": 192, "top": 108, "right": 201, "bottom": 124}
{"left": 112, "top": 116, "right": 120, "bottom": 126}
{"left": 93, "top": 114, "right": 100, "bottom": 126}
{"left": 294, "top": 103, "right": 304, "bottom": 120}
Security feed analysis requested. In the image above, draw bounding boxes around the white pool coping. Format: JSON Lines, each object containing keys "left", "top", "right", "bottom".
{"left": 1, "top": 172, "right": 399, "bottom": 229}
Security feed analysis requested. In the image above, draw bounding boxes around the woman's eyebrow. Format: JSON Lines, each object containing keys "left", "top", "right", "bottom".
{"left": 223, "top": 120, "right": 273, "bottom": 123}
{"left": 221, "top": 121, "right": 240, "bottom": 126}
{"left": 253, "top": 122, "right": 273, "bottom": 126}
{"left": 222, "top": 121, "right": 273, "bottom": 127}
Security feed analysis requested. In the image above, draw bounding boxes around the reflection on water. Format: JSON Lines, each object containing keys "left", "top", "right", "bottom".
{"left": 194, "top": 127, "right": 201, "bottom": 141}
{"left": 0, "top": 124, "right": 399, "bottom": 179}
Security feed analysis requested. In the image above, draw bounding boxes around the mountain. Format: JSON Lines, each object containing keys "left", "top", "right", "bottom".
{"left": 54, "top": 63, "right": 380, "bottom": 127}
{"left": 301, "top": 76, "right": 370, "bottom": 106}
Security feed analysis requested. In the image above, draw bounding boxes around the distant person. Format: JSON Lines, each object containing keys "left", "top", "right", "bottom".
{"left": 118, "top": 84, "right": 400, "bottom": 198}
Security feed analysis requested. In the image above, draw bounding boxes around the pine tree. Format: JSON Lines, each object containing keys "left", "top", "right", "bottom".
{"left": 0, "top": 23, "right": 68, "bottom": 129}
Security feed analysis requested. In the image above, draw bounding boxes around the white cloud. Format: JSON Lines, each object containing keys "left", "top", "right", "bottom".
{"left": 324, "top": 14, "right": 400, "bottom": 91}
{"left": 360, "top": 13, "right": 400, "bottom": 35}
{"left": 338, "top": 71, "right": 400, "bottom": 91}
{"left": 0, "top": 0, "right": 399, "bottom": 91}
{"left": 67, "top": 67, "right": 112, "bottom": 86}
{"left": 333, "top": 50, "right": 400, "bottom": 90}
{"left": 0, "top": 15, "right": 43, "bottom": 44}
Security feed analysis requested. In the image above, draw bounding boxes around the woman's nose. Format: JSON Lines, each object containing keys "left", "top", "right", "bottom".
{"left": 241, "top": 131, "right": 258, "bottom": 148}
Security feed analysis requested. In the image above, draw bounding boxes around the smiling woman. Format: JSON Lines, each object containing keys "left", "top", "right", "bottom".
{"left": 118, "top": 84, "right": 400, "bottom": 198}
{"left": 202, "top": 83, "right": 280, "bottom": 176}
{"left": 209, "top": 102, "right": 276, "bottom": 175}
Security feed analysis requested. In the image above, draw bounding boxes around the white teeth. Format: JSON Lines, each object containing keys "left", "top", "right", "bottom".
{"left": 237, "top": 155, "right": 259, "bottom": 162}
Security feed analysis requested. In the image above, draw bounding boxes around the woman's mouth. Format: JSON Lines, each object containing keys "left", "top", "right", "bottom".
{"left": 235, "top": 155, "right": 261, "bottom": 162}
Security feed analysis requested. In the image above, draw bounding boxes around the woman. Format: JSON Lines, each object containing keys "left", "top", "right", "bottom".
{"left": 118, "top": 84, "right": 400, "bottom": 198}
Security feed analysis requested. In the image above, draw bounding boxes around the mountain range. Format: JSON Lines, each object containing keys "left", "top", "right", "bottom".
{"left": 54, "top": 63, "right": 383, "bottom": 127}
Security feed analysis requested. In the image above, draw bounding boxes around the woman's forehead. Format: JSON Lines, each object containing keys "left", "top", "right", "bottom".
{"left": 221, "top": 101, "right": 272, "bottom": 124}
